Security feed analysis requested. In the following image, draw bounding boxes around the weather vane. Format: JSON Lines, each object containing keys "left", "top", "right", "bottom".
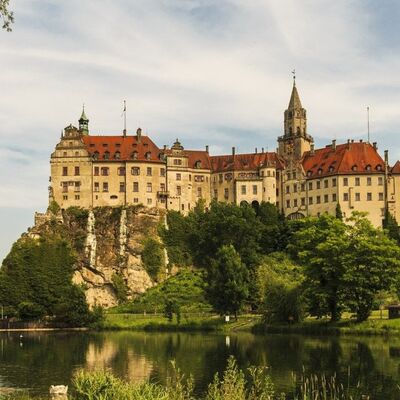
{"left": 292, "top": 69, "right": 296, "bottom": 85}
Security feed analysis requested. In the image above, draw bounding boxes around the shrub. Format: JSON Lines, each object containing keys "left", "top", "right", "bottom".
{"left": 17, "top": 301, "right": 46, "bottom": 320}
{"left": 111, "top": 273, "right": 128, "bottom": 304}
{"left": 141, "top": 238, "right": 165, "bottom": 281}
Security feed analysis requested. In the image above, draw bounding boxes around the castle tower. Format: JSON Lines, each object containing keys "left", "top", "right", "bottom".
{"left": 79, "top": 105, "right": 89, "bottom": 135}
{"left": 278, "top": 78, "right": 313, "bottom": 160}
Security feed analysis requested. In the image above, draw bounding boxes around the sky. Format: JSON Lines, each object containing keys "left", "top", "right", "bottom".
{"left": 1, "top": 0, "right": 400, "bottom": 261}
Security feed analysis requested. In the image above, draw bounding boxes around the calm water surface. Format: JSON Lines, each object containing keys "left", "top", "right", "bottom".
{"left": 0, "top": 331, "right": 399, "bottom": 399}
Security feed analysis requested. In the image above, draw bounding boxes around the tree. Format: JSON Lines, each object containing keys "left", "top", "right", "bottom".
{"left": 141, "top": 238, "right": 165, "bottom": 281}
{"left": 335, "top": 203, "right": 343, "bottom": 220}
{"left": 1, "top": 0, "right": 13, "bottom": 31}
{"left": 206, "top": 245, "right": 249, "bottom": 319}
{"left": 289, "top": 214, "right": 349, "bottom": 321}
{"left": 383, "top": 210, "right": 400, "bottom": 244}
{"left": 343, "top": 213, "right": 400, "bottom": 321}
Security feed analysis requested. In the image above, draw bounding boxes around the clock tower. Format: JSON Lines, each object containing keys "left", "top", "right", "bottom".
{"left": 278, "top": 79, "right": 313, "bottom": 160}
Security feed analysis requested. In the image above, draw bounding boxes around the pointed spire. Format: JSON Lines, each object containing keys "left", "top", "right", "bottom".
{"left": 288, "top": 84, "right": 302, "bottom": 109}
{"left": 79, "top": 104, "right": 88, "bottom": 122}
{"left": 79, "top": 104, "right": 89, "bottom": 135}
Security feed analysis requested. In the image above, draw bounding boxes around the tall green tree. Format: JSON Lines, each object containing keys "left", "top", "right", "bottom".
{"left": 383, "top": 210, "right": 400, "bottom": 244}
{"left": 335, "top": 203, "right": 343, "bottom": 220}
{"left": 289, "top": 214, "right": 349, "bottom": 321}
{"left": 206, "top": 245, "right": 249, "bottom": 318}
{"left": 1, "top": 0, "right": 13, "bottom": 31}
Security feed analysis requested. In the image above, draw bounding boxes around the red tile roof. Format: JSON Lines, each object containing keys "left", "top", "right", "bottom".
{"left": 391, "top": 161, "right": 400, "bottom": 174}
{"left": 81, "top": 135, "right": 163, "bottom": 163}
{"left": 302, "top": 142, "right": 384, "bottom": 178}
{"left": 210, "top": 152, "right": 285, "bottom": 173}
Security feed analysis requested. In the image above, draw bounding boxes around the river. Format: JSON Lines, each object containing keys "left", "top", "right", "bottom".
{"left": 0, "top": 331, "right": 399, "bottom": 398}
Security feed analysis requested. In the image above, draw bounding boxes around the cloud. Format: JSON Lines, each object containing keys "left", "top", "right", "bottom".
{"left": 1, "top": 0, "right": 400, "bottom": 258}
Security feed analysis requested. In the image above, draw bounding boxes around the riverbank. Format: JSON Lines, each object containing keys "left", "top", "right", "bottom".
{"left": 102, "top": 313, "right": 260, "bottom": 332}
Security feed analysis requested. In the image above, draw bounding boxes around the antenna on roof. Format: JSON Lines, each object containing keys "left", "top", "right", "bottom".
{"left": 367, "top": 106, "right": 370, "bottom": 143}
{"left": 122, "top": 100, "right": 127, "bottom": 137}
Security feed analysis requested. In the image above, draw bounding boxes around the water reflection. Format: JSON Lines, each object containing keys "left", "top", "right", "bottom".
{"left": 0, "top": 331, "right": 400, "bottom": 399}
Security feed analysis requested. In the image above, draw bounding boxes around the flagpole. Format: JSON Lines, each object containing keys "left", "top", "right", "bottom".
{"left": 123, "top": 100, "right": 127, "bottom": 137}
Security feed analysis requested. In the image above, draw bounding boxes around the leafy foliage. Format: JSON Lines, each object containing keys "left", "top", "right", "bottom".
{"left": 0, "top": 0, "right": 13, "bottom": 31}
{"left": 383, "top": 210, "right": 400, "bottom": 244}
{"left": 141, "top": 238, "right": 165, "bottom": 281}
{"left": 111, "top": 273, "right": 128, "bottom": 304}
{"left": 206, "top": 245, "right": 249, "bottom": 317}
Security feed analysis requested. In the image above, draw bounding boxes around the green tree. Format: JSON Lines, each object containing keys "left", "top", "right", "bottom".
{"left": 383, "top": 210, "right": 400, "bottom": 244}
{"left": 335, "top": 203, "right": 343, "bottom": 220}
{"left": 289, "top": 214, "right": 349, "bottom": 321}
{"left": 141, "top": 238, "right": 165, "bottom": 281}
{"left": 1, "top": 0, "right": 13, "bottom": 31}
{"left": 343, "top": 213, "right": 400, "bottom": 321}
{"left": 111, "top": 273, "right": 128, "bottom": 304}
{"left": 206, "top": 245, "right": 249, "bottom": 319}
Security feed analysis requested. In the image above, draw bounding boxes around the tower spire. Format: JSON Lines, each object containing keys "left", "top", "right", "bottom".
{"left": 78, "top": 104, "right": 89, "bottom": 135}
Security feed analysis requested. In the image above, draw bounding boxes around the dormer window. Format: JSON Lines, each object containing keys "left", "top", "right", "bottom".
{"left": 318, "top": 168, "right": 322, "bottom": 175}
{"left": 92, "top": 151, "right": 99, "bottom": 160}
{"left": 366, "top": 164, "right": 371, "bottom": 171}
{"left": 195, "top": 160, "right": 202, "bottom": 169}
{"left": 131, "top": 151, "right": 138, "bottom": 160}
{"left": 328, "top": 166, "right": 334, "bottom": 173}
{"left": 307, "top": 171, "right": 312, "bottom": 177}
{"left": 145, "top": 152, "right": 151, "bottom": 160}
{"left": 114, "top": 151, "right": 121, "bottom": 160}
{"left": 352, "top": 165, "right": 357, "bottom": 171}
{"left": 376, "top": 164, "right": 382, "bottom": 171}
{"left": 104, "top": 151, "right": 110, "bottom": 160}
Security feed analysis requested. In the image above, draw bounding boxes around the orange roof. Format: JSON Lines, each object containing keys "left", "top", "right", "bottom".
{"left": 210, "top": 152, "right": 284, "bottom": 173}
{"left": 82, "top": 135, "right": 163, "bottom": 163}
{"left": 302, "top": 142, "right": 384, "bottom": 178}
{"left": 391, "top": 161, "right": 400, "bottom": 174}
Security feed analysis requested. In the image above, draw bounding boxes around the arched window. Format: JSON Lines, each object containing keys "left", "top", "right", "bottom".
{"left": 307, "top": 171, "right": 312, "bottom": 177}
{"left": 93, "top": 151, "right": 99, "bottom": 160}
{"left": 376, "top": 164, "right": 382, "bottom": 171}
{"left": 329, "top": 166, "right": 334, "bottom": 173}
{"left": 131, "top": 151, "right": 138, "bottom": 160}
{"left": 114, "top": 151, "right": 121, "bottom": 159}
{"left": 104, "top": 151, "right": 110, "bottom": 160}
{"left": 366, "top": 164, "right": 371, "bottom": 171}
{"left": 352, "top": 165, "right": 357, "bottom": 171}
{"left": 318, "top": 168, "right": 322, "bottom": 175}
{"left": 195, "top": 160, "right": 202, "bottom": 169}
{"left": 145, "top": 152, "right": 151, "bottom": 160}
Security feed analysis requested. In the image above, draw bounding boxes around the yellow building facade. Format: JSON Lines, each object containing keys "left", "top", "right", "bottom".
{"left": 50, "top": 84, "right": 400, "bottom": 228}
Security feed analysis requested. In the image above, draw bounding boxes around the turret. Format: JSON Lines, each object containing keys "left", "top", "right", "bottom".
{"left": 78, "top": 105, "right": 89, "bottom": 135}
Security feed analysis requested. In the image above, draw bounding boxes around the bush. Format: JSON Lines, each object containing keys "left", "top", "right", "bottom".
{"left": 18, "top": 301, "right": 46, "bottom": 320}
{"left": 141, "top": 238, "right": 165, "bottom": 281}
{"left": 111, "top": 273, "right": 128, "bottom": 304}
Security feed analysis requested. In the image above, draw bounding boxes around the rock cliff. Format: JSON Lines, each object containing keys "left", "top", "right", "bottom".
{"left": 27, "top": 205, "right": 167, "bottom": 308}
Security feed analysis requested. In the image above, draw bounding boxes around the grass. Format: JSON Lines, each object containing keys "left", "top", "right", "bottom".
{"left": 0, "top": 356, "right": 376, "bottom": 400}
{"left": 103, "top": 313, "right": 260, "bottom": 332}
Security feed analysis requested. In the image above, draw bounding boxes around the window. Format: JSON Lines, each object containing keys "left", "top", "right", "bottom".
{"left": 332, "top": 178, "right": 337, "bottom": 187}
{"left": 287, "top": 172, "right": 291, "bottom": 180}
{"left": 119, "top": 182, "right": 125, "bottom": 192}
{"left": 286, "top": 185, "right": 290, "bottom": 194}
{"left": 63, "top": 195, "right": 68, "bottom": 200}
{"left": 316, "top": 195, "right": 321, "bottom": 204}
{"left": 103, "top": 182, "right": 109, "bottom": 192}
{"left": 241, "top": 185, "right": 246, "bottom": 195}
{"left": 195, "top": 175, "right": 205, "bottom": 182}
{"left": 176, "top": 186, "right": 181, "bottom": 196}
{"left": 160, "top": 183, "right": 166, "bottom": 192}
{"left": 117, "top": 167, "right": 125, "bottom": 176}
{"left": 146, "top": 183, "right": 152, "bottom": 193}
{"left": 294, "top": 199, "right": 298, "bottom": 207}
{"left": 293, "top": 184, "right": 297, "bottom": 193}
{"left": 332, "top": 193, "right": 337, "bottom": 202}
{"left": 93, "top": 151, "right": 99, "bottom": 160}
{"left": 197, "top": 187, "right": 202, "bottom": 198}
{"left": 214, "top": 189, "right": 218, "bottom": 198}
{"left": 316, "top": 181, "right": 321, "bottom": 189}
{"left": 160, "top": 168, "right": 165, "bottom": 177}
{"left": 367, "top": 177, "right": 372, "bottom": 186}
{"left": 94, "top": 167, "right": 99, "bottom": 176}
{"left": 75, "top": 195, "right": 80, "bottom": 200}
{"left": 74, "top": 166, "right": 80, "bottom": 176}
{"left": 324, "top": 194, "right": 329, "bottom": 203}
{"left": 182, "top": 204, "right": 185, "bottom": 211}
{"left": 173, "top": 159, "right": 182, "bottom": 165}
{"left": 195, "top": 160, "right": 202, "bottom": 169}
{"left": 219, "top": 174, "right": 223, "bottom": 183}
{"left": 114, "top": 151, "right": 121, "bottom": 160}
{"left": 253, "top": 185, "right": 257, "bottom": 195}
{"left": 176, "top": 173, "right": 181, "bottom": 181}
{"left": 309, "top": 197, "right": 313, "bottom": 205}
{"left": 104, "top": 151, "right": 110, "bottom": 160}
{"left": 286, "top": 200, "right": 290, "bottom": 208}
{"left": 101, "top": 167, "right": 109, "bottom": 176}
{"left": 62, "top": 182, "right": 68, "bottom": 193}
{"left": 62, "top": 167, "right": 68, "bottom": 176}
{"left": 147, "top": 198, "right": 152, "bottom": 205}
{"left": 379, "top": 192, "right": 384, "bottom": 201}
{"left": 324, "top": 180, "right": 328, "bottom": 188}
{"left": 367, "top": 192, "right": 372, "bottom": 201}
{"left": 293, "top": 172, "right": 297, "bottom": 180}
{"left": 133, "top": 198, "right": 139, "bottom": 203}
{"left": 376, "top": 164, "right": 382, "bottom": 171}
{"left": 189, "top": 174, "right": 192, "bottom": 181}
{"left": 343, "top": 177, "right": 348, "bottom": 186}
{"left": 355, "top": 192, "right": 360, "bottom": 201}
{"left": 94, "top": 182, "right": 99, "bottom": 192}
{"left": 147, "top": 167, "right": 152, "bottom": 176}
{"left": 308, "top": 182, "right": 313, "bottom": 190}
{"left": 224, "top": 188, "right": 229, "bottom": 199}
{"left": 352, "top": 165, "right": 357, "bottom": 171}
{"left": 378, "top": 177, "right": 383, "bottom": 186}
{"left": 131, "top": 151, "right": 138, "bottom": 160}
{"left": 355, "top": 177, "right": 360, "bottom": 186}
{"left": 343, "top": 193, "right": 349, "bottom": 201}
{"left": 301, "top": 183, "right": 305, "bottom": 191}
{"left": 131, "top": 167, "right": 140, "bottom": 175}
{"left": 74, "top": 182, "right": 80, "bottom": 192}
{"left": 145, "top": 152, "right": 151, "bottom": 160}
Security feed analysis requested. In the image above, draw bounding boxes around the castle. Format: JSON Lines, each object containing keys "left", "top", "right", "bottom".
{"left": 50, "top": 81, "right": 400, "bottom": 227}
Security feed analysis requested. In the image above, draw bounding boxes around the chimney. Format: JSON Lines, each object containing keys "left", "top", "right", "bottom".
{"left": 332, "top": 139, "right": 336, "bottom": 151}
{"left": 206, "top": 145, "right": 209, "bottom": 153}
{"left": 373, "top": 142, "right": 377, "bottom": 150}
{"left": 351, "top": 139, "right": 354, "bottom": 143}
{"left": 384, "top": 150, "right": 389, "bottom": 164}
{"left": 310, "top": 143, "right": 315, "bottom": 155}
{"left": 136, "top": 127, "right": 142, "bottom": 143}
{"left": 347, "top": 139, "right": 350, "bottom": 149}
{"left": 123, "top": 129, "right": 127, "bottom": 137}
{"left": 360, "top": 139, "right": 363, "bottom": 143}
{"left": 262, "top": 147, "right": 264, "bottom": 153}
{"left": 255, "top": 147, "right": 258, "bottom": 154}
{"left": 232, "top": 147, "right": 235, "bottom": 156}
{"left": 163, "top": 145, "right": 167, "bottom": 150}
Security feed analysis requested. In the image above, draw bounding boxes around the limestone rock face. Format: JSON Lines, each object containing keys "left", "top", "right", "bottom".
{"left": 27, "top": 206, "right": 167, "bottom": 308}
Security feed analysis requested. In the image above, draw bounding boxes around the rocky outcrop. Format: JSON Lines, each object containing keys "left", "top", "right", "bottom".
{"left": 26, "top": 205, "right": 167, "bottom": 308}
